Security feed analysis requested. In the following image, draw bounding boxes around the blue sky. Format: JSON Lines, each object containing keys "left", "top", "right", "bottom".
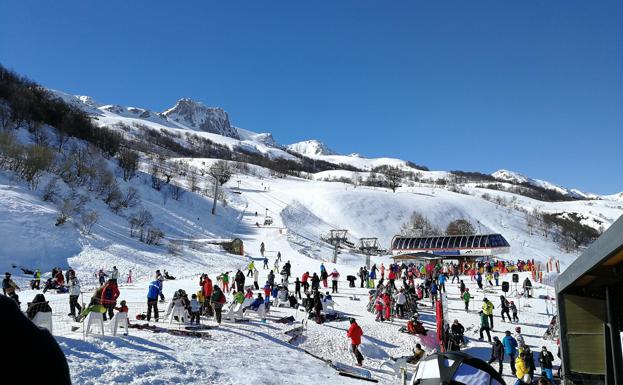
{"left": 1, "top": 1, "right": 621, "bottom": 194}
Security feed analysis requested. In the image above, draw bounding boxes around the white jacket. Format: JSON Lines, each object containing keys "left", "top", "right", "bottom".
{"left": 69, "top": 280, "right": 81, "bottom": 296}
{"left": 394, "top": 292, "right": 407, "bottom": 305}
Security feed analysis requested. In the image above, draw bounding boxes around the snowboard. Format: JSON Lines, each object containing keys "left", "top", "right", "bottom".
{"left": 128, "top": 323, "right": 211, "bottom": 339}
{"left": 303, "top": 348, "right": 378, "bottom": 383}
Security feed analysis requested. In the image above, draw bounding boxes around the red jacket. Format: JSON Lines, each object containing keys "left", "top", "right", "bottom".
{"left": 202, "top": 277, "right": 213, "bottom": 298}
{"left": 100, "top": 282, "right": 120, "bottom": 305}
{"left": 388, "top": 271, "right": 396, "bottom": 280}
{"left": 347, "top": 322, "right": 363, "bottom": 345}
{"left": 302, "top": 272, "right": 309, "bottom": 283}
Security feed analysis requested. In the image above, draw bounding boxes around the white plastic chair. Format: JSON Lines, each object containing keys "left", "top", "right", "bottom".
{"left": 86, "top": 312, "right": 105, "bottom": 336}
{"left": 32, "top": 312, "right": 53, "bottom": 333}
{"left": 109, "top": 312, "right": 129, "bottom": 336}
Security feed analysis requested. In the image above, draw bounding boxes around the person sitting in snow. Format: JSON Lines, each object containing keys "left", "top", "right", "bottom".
{"left": 407, "top": 343, "right": 426, "bottom": 365}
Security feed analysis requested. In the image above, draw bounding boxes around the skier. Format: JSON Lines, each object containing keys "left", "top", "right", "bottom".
{"left": 494, "top": 270, "right": 500, "bottom": 286}
{"left": 260, "top": 242, "right": 265, "bottom": 257}
{"left": 147, "top": 279, "right": 162, "bottom": 322}
{"left": 369, "top": 264, "right": 377, "bottom": 288}
{"left": 462, "top": 288, "right": 471, "bottom": 312}
{"left": 201, "top": 274, "right": 213, "bottom": 316}
{"left": 321, "top": 268, "right": 328, "bottom": 289}
{"left": 221, "top": 271, "right": 230, "bottom": 292}
{"left": 503, "top": 330, "right": 519, "bottom": 376}
{"left": 283, "top": 260, "right": 291, "bottom": 278}
{"left": 347, "top": 318, "right": 364, "bottom": 367}
{"left": 459, "top": 280, "right": 466, "bottom": 295}
{"left": 127, "top": 269, "right": 133, "bottom": 284}
{"left": 476, "top": 272, "right": 483, "bottom": 290}
{"left": 330, "top": 268, "right": 340, "bottom": 293}
{"left": 487, "top": 336, "right": 505, "bottom": 375}
{"left": 276, "top": 251, "right": 281, "bottom": 263}
{"left": 430, "top": 281, "right": 438, "bottom": 304}
{"left": 263, "top": 256, "right": 269, "bottom": 269}
{"left": 478, "top": 310, "right": 491, "bottom": 342}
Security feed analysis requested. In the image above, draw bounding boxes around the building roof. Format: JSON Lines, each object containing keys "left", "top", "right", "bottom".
{"left": 555, "top": 214, "right": 623, "bottom": 294}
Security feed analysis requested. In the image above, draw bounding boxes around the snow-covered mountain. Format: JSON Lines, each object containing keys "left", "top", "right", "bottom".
{"left": 287, "top": 139, "right": 337, "bottom": 156}
{"left": 161, "top": 98, "right": 239, "bottom": 139}
{"left": 492, "top": 169, "right": 599, "bottom": 200}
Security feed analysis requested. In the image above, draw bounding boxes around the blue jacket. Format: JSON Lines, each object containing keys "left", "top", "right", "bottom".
{"left": 502, "top": 335, "right": 518, "bottom": 355}
{"left": 250, "top": 298, "right": 263, "bottom": 310}
{"left": 438, "top": 275, "right": 446, "bottom": 285}
{"left": 147, "top": 280, "right": 162, "bottom": 299}
{"left": 430, "top": 283, "right": 438, "bottom": 294}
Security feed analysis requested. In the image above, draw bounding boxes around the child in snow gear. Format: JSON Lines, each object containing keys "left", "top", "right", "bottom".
{"left": 510, "top": 300, "right": 519, "bottom": 322}
{"left": 347, "top": 318, "right": 364, "bottom": 367}
{"left": 462, "top": 288, "right": 471, "bottom": 312}
{"left": 190, "top": 294, "right": 201, "bottom": 325}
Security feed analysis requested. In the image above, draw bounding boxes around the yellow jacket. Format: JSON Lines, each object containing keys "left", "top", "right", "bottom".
{"left": 515, "top": 356, "right": 527, "bottom": 379}
{"left": 482, "top": 301, "right": 494, "bottom": 316}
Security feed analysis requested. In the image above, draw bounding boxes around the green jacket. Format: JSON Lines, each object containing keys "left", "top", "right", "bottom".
{"left": 480, "top": 313, "right": 489, "bottom": 328}
{"left": 462, "top": 292, "right": 471, "bottom": 302}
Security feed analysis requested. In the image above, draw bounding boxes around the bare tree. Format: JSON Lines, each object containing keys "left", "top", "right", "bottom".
{"left": 149, "top": 162, "right": 162, "bottom": 190}
{"left": 208, "top": 160, "right": 233, "bottom": 215}
{"left": 383, "top": 166, "right": 404, "bottom": 192}
{"left": 80, "top": 211, "right": 99, "bottom": 235}
{"left": 400, "top": 211, "right": 441, "bottom": 236}
{"left": 129, "top": 208, "right": 153, "bottom": 241}
{"left": 117, "top": 148, "right": 139, "bottom": 181}
{"left": 446, "top": 219, "right": 476, "bottom": 236}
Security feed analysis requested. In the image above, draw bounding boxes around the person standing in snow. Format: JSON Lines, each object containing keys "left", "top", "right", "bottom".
{"left": 394, "top": 289, "right": 407, "bottom": 318}
{"left": 201, "top": 274, "right": 213, "bottom": 316}
{"left": 476, "top": 272, "right": 483, "bottom": 290}
{"left": 478, "top": 310, "right": 492, "bottom": 342}
{"left": 32, "top": 269, "right": 41, "bottom": 290}
{"left": 235, "top": 269, "right": 245, "bottom": 293}
{"left": 210, "top": 284, "right": 227, "bottom": 324}
{"left": 97, "top": 269, "right": 107, "bottom": 286}
{"left": 311, "top": 272, "right": 320, "bottom": 291}
{"left": 127, "top": 269, "right": 133, "bottom": 284}
{"left": 459, "top": 280, "right": 466, "bottom": 295}
{"left": 263, "top": 256, "right": 269, "bottom": 269}
{"left": 374, "top": 296, "right": 385, "bottom": 322}
{"left": 503, "top": 330, "right": 519, "bottom": 376}
{"left": 347, "top": 318, "right": 364, "bottom": 367}
{"left": 369, "top": 264, "right": 377, "bottom": 288}
{"left": 147, "top": 279, "right": 162, "bottom": 322}
{"left": 68, "top": 277, "right": 82, "bottom": 318}
{"left": 538, "top": 346, "right": 555, "bottom": 381}
{"left": 221, "top": 271, "right": 230, "bottom": 292}
{"left": 267, "top": 270, "right": 275, "bottom": 290}
{"left": 294, "top": 277, "right": 302, "bottom": 299}
{"left": 515, "top": 326, "right": 526, "bottom": 352}
{"left": 189, "top": 294, "right": 201, "bottom": 325}
{"left": 462, "top": 288, "right": 471, "bottom": 312}
{"left": 2, "top": 272, "right": 20, "bottom": 305}
{"left": 488, "top": 336, "right": 505, "bottom": 375}
{"left": 330, "top": 268, "right": 340, "bottom": 293}
{"left": 247, "top": 261, "right": 255, "bottom": 277}
{"left": 253, "top": 268, "right": 260, "bottom": 290}
{"left": 110, "top": 266, "right": 119, "bottom": 283}
{"left": 482, "top": 297, "right": 495, "bottom": 330}
{"left": 260, "top": 242, "right": 265, "bottom": 257}
{"left": 276, "top": 251, "right": 282, "bottom": 263}
{"left": 500, "top": 295, "right": 511, "bottom": 322}
{"left": 510, "top": 300, "right": 519, "bottom": 322}
{"left": 301, "top": 271, "right": 310, "bottom": 292}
